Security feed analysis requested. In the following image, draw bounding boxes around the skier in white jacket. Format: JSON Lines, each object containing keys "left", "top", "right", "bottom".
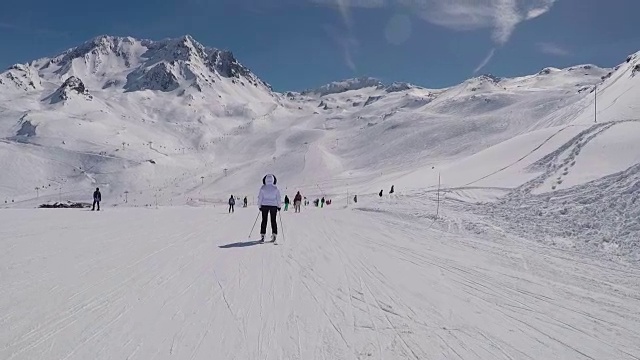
{"left": 258, "top": 174, "right": 281, "bottom": 242}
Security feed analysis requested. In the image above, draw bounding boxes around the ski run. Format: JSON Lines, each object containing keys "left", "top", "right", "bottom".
{"left": 1, "top": 203, "right": 639, "bottom": 360}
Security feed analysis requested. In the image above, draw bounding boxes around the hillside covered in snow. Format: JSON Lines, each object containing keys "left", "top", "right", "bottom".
{"left": 1, "top": 35, "right": 640, "bottom": 258}
{"left": 2, "top": 35, "right": 640, "bottom": 360}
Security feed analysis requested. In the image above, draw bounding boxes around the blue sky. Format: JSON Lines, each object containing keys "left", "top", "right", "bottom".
{"left": 1, "top": 0, "right": 638, "bottom": 91}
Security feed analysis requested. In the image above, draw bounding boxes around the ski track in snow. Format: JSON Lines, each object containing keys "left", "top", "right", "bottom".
{"left": 1, "top": 205, "right": 639, "bottom": 360}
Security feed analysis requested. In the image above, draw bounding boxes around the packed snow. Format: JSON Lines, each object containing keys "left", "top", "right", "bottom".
{"left": 2, "top": 205, "right": 639, "bottom": 359}
{"left": 1, "top": 35, "right": 640, "bottom": 359}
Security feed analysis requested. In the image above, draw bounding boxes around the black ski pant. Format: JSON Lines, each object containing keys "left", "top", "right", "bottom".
{"left": 229, "top": 204, "right": 234, "bottom": 213}
{"left": 92, "top": 200, "right": 100, "bottom": 211}
{"left": 260, "top": 206, "right": 278, "bottom": 235}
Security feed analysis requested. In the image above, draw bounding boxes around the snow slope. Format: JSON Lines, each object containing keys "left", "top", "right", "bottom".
{"left": 2, "top": 36, "right": 640, "bottom": 257}
{"left": 1, "top": 205, "right": 639, "bottom": 360}
{"left": 2, "top": 36, "right": 640, "bottom": 359}
{"left": 0, "top": 35, "right": 615, "bottom": 207}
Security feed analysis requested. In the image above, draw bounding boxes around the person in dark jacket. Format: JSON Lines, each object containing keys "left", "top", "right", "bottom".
{"left": 284, "top": 195, "right": 290, "bottom": 211}
{"left": 92, "top": 188, "right": 101, "bottom": 211}
{"left": 321, "top": 197, "right": 325, "bottom": 208}
{"left": 379, "top": 190, "right": 383, "bottom": 197}
{"left": 293, "top": 191, "right": 302, "bottom": 213}
{"left": 228, "top": 195, "right": 236, "bottom": 213}
{"left": 389, "top": 185, "right": 395, "bottom": 195}
{"left": 243, "top": 196, "right": 248, "bottom": 208}
{"left": 353, "top": 195, "right": 358, "bottom": 203}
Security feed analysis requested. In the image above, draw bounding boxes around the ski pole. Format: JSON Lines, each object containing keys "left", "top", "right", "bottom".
{"left": 279, "top": 211, "right": 285, "bottom": 243}
{"left": 249, "top": 211, "right": 260, "bottom": 238}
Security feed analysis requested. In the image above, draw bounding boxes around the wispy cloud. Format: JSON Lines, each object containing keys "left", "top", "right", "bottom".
{"left": 324, "top": 23, "right": 359, "bottom": 71}
{"left": 314, "top": 0, "right": 558, "bottom": 45}
{"left": 313, "top": 0, "right": 385, "bottom": 70}
{"left": 536, "top": 42, "right": 570, "bottom": 56}
{"left": 474, "top": 48, "right": 496, "bottom": 73}
{"left": 313, "top": 0, "right": 386, "bottom": 29}
{"left": 314, "top": 0, "right": 560, "bottom": 71}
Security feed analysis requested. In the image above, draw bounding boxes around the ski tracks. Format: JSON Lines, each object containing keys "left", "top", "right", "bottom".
{"left": 3, "top": 207, "right": 640, "bottom": 359}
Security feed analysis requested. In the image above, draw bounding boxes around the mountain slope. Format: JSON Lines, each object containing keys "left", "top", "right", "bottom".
{"left": 0, "top": 35, "right": 638, "bottom": 224}
{"left": 0, "top": 35, "right": 286, "bottom": 205}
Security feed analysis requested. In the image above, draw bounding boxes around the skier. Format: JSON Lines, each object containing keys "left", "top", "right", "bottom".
{"left": 284, "top": 195, "right": 290, "bottom": 211}
{"left": 228, "top": 195, "right": 235, "bottom": 213}
{"left": 258, "top": 174, "right": 281, "bottom": 243}
{"left": 379, "top": 190, "right": 383, "bottom": 197}
{"left": 321, "top": 197, "right": 325, "bottom": 208}
{"left": 353, "top": 195, "right": 358, "bottom": 203}
{"left": 314, "top": 199, "right": 319, "bottom": 207}
{"left": 390, "top": 185, "right": 395, "bottom": 195}
{"left": 92, "top": 187, "right": 101, "bottom": 211}
{"left": 294, "top": 191, "right": 302, "bottom": 213}
{"left": 243, "top": 196, "right": 248, "bottom": 208}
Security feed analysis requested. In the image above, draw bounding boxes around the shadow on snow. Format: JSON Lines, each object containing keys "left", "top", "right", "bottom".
{"left": 219, "top": 240, "right": 263, "bottom": 249}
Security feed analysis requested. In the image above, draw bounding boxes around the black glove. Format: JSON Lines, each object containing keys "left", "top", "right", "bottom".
{"left": 277, "top": 207, "right": 281, "bottom": 212}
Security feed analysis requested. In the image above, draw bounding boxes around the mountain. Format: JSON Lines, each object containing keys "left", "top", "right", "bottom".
{"left": 0, "top": 34, "right": 284, "bottom": 206}
{"left": 4, "top": 36, "right": 640, "bottom": 360}
{"left": 1, "top": 36, "right": 640, "bottom": 256}
{"left": 302, "top": 77, "right": 384, "bottom": 96}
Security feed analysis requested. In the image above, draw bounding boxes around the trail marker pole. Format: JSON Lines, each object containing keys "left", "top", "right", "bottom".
{"left": 436, "top": 173, "right": 441, "bottom": 219}
{"left": 594, "top": 84, "right": 598, "bottom": 123}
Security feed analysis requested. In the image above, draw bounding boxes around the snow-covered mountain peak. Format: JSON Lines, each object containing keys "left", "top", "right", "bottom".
{"left": 44, "top": 75, "right": 92, "bottom": 104}
{"left": 21, "top": 35, "right": 272, "bottom": 94}
{"left": 384, "top": 81, "right": 416, "bottom": 93}
{"left": 303, "top": 77, "right": 384, "bottom": 96}
{"left": 475, "top": 74, "right": 503, "bottom": 83}
{"left": 0, "top": 63, "right": 42, "bottom": 92}
{"left": 49, "top": 35, "right": 141, "bottom": 70}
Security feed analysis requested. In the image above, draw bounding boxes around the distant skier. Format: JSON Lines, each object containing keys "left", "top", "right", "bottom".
{"left": 258, "top": 174, "right": 281, "bottom": 243}
{"left": 284, "top": 195, "right": 290, "bottom": 211}
{"left": 294, "top": 191, "right": 302, "bottom": 213}
{"left": 303, "top": 197, "right": 308, "bottom": 206}
{"left": 92, "top": 187, "right": 101, "bottom": 211}
{"left": 243, "top": 196, "right": 248, "bottom": 208}
{"left": 314, "top": 199, "right": 319, "bottom": 207}
{"left": 390, "top": 185, "right": 395, "bottom": 195}
{"left": 228, "top": 195, "right": 236, "bottom": 213}
{"left": 321, "top": 197, "right": 325, "bottom": 208}
{"left": 379, "top": 190, "right": 383, "bottom": 197}
{"left": 353, "top": 195, "right": 358, "bottom": 203}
